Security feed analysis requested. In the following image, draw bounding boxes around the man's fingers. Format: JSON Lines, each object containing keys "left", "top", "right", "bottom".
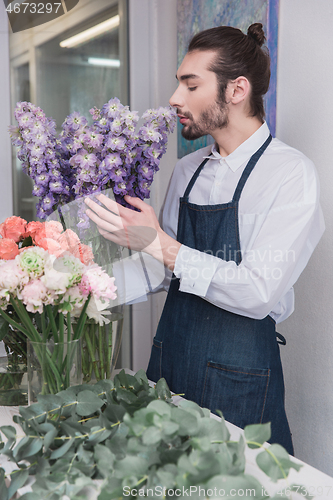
{"left": 96, "top": 193, "right": 123, "bottom": 215}
{"left": 85, "top": 207, "right": 119, "bottom": 233}
{"left": 124, "top": 195, "right": 146, "bottom": 211}
{"left": 99, "top": 226, "right": 158, "bottom": 250}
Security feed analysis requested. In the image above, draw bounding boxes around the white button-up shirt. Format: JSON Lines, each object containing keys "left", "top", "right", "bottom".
{"left": 159, "top": 122, "right": 325, "bottom": 323}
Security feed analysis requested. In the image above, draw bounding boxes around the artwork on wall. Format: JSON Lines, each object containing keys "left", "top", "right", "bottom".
{"left": 177, "top": 0, "right": 279, "bottom": 157}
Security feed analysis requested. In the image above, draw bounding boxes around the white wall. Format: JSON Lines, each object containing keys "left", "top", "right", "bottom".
{"left": 277, "top": 0, "right": 333, "bottom": 476}
{"left": 0, "top": 5, "right": 13, "bottom": 220}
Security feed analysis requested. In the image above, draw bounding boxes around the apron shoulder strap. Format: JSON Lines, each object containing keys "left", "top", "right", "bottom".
{"left": 232, "top": 134, "right": 272, "bottom": 203}
{"left": 183, "top": 155, "right": 212, "bottom": 200}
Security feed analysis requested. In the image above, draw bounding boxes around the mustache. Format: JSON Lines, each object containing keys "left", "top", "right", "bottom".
{"left": 176, "top": 109, "right": 193, "bottom": 120}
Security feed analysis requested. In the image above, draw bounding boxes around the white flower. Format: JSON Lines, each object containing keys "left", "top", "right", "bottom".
{"left": 86, "top": 296, "right": 111, "bottom": 326}
{"left": 0, "top": 260, "right": 28, "bottom": 297}
{"left": 16, "top": 246, "right": 51, "bottom": 278}
{"left": 58, "top": 285, "right": 86, "bottom": 316}
{"left": 20, "top": 279, "right": 49, "bottom": 313}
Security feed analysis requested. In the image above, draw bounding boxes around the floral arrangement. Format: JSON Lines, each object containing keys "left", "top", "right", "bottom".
{"left": 9, "top": 98, "right": 176, "bottom": 227}
{"left": 0, "top": 215, "right": 117, "bottom": 395}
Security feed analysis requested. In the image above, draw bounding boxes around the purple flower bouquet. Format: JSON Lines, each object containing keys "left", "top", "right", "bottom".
{"left": 9, "top": 98, "right": 176, "bottom": 229}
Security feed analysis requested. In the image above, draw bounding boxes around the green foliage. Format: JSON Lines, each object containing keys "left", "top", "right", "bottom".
{"left": 0, "top": 370, "right": 307, "bottom": 499}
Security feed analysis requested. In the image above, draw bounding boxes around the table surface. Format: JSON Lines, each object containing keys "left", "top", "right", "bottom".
{"left": 1, "top": 370, "right": 333, "bottom": 499}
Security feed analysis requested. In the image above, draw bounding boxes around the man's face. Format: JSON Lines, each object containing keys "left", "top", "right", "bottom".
{"left": 169, "top": 50, "right": 228, "bottom": 140}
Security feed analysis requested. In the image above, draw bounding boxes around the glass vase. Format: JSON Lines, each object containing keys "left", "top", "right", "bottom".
{"left": 0, "top": 330, "right": 28, "bottom": 406}
{"left": 27, "top": 337, "right": 82, "bottom": 404}
{"left": 81, "top": 306, "right": 123, "bottom": 384}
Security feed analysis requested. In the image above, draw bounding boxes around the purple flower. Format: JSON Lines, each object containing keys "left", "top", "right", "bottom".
{"left": 140, "top": 124, "right": 162, "bottom": 142}
{"left": 33, "top": 184, "right": 46, "bottom": 196}
{"left": 104, "top": 153, "right": 122, "bottom": 169}
{"left": 35, "top": 173, "right": 49, "bottom": 186}
{"left": 105, "top": 135, "right": 127, "bottom": 151}
{"left": 137, "top": 164, "right": 154, "bottom": 180}
{"left": 109, "top": 167, "right": 126, "bottom": 182}
{"left": 84, "top": 130, "right": 104, "bottom": 148}
{"left": 18, "top": 113, "right": 34, "bottom": 128}
{"left": 10, "top": 99, "right": 176, "bottom": 220}
{"left": 70, "top": 150, "right": 97, "bottom": 169}
{"left": 113, "top": 181, "right": 128, "bottom": 196}
{"left": 136, "top": 179, "right": 151, "bottom": 198}
{"left": 89, "top": 106, "right": 101, "bottom": 121}
{"left": 65, "top": 111, "right": 88, "bottom": 131}
{"left": 49, "top": 180, "right": 64, "bottom": 194}
{"left": 102, "top": 97, "right": 123, "bottom": 118}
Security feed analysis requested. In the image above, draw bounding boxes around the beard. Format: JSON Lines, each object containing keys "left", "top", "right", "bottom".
{"left": 180, "top": 100, "right": 229, "bottom": 141}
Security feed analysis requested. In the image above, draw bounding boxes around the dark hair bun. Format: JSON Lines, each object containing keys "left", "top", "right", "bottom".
{"left": 247, "top": 23, "right": 266, "bottom": 47}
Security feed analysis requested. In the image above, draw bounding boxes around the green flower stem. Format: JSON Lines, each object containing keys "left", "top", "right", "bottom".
{"left": 84, "top": 327, "right": 101, "bottom": 381}
{"left": 31, "top": 342, "right": 64, "bottom": 395}
{"left": 106, "top": 324, "right": 111, "bottom": 379}
{"left": 0, "top": 305, "right": 29, "bottom": 339}
{"left": 41, "top": 311, "right": 47, "bottom": 342}
{"left": 67, "top": 312, "right": 71, "bottom": 340}
{"left": 45, "top": 305, "right": 59, "bottom": 343}
{"left": 98, "top": 324, "right": 105, "bottom": 378}
{"left": 10, "top": 297, "right": 40, "bottom": 342}
{"left": 56, "top": 313, "right": 64, "bottom": 372}
{"left": 73, "top": 295, "right": 91, "bottom": 341}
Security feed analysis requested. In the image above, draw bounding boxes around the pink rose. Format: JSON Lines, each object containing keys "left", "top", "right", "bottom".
{"left": 0, "top": 216, "right": 27, "bottom": 242}
{"left": 24, "top": 221, "right": 43, "bottom": 239}
{"left": 58, "top": 229, "right": 80, "bottom": 253}
{"left": 72, "top": 243, "right": 94, "bottom": 265}
{"left": 0, "top": 238, "right": 19, "bottom": 260}
{"left": 34, "top": 221, "right": 63, "bottom": 246}
{"left": 36, "top": 237, "right": 65, "bottom": 257}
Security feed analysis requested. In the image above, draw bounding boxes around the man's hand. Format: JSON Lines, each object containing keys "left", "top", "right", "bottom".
{"left": 84, "top": 194, "right": 181, "bottom": 271}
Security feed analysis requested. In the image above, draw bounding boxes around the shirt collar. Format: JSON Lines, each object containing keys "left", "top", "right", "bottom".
{"left": 204, "top": 122, "right": 271, "bottom": 172}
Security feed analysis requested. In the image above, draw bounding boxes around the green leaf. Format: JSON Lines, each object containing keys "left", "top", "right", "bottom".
{"left": 134, "top": 369, "right": 149, "bottom": 385}
{"left": 147, "top": 399, "right": 171, "bottom": 417}
{"left": 256, "top": 444, "right": 302, "bottom": 482}
{"left": 17, "top": 494, "right": 38, "bottom": 500}
{"left": 244, "top": 422, "right": 271, "bottom": 448}
{"left": 0, "top": 468, "right": 8, "bottom": 500}
{"left": 206, "top": 473, "right": 267, "bottom": 500}
{"left": 0, "top": 316, "right": 9, "bottom": 342}
{"left": 104, "top": 403, "right": 126, "bottom": 424}
{"left": 0, "top": 426, "right": 17, "bottom": 441}
{"left": 115, "top": 387, "right": 138, "bottom": 404}
{"left": 76, "top": 390, "right": 104, "bottom": 416}
{"left": 142, "top": 426, "right": 162, "bottom": 445}
{"left": 114, "top": 369, "right": 129, "bottom": 389}
{"left": 50, "top": 437, "right": 74, "bottom": 459}
{"left": 43, "top": 427, "right": 59, "bottom": 450}
{"left": 114, "top": 454, "right": 149, "bottom": 477}
{"left": 8, "top": 468, "right": 29, "bottom": 499}
{"left": 170, "top": 406, "right": 199, "bottom": 436}
{"left": 155, "top": 377, "right": 172, "bottom": 400}
{"left": 36, "top": 394, "right": 63, "bottom": 413}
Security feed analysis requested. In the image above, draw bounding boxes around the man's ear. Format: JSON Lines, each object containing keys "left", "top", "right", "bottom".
{"left": 228, "top": 77, "right": 250, "bottom": 104}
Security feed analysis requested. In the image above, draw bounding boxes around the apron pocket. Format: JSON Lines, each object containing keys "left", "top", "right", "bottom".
{"left": 200, "top": 361, "right": 270, "bottom": 429}
{"left": 146, "top": 337, "right": 163, "bottom": 382}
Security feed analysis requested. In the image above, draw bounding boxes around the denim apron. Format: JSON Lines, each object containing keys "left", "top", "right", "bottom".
{"left": 147, "top": 134, "right": 294, "bottom": 454}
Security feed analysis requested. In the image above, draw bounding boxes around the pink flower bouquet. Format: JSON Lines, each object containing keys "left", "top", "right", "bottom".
{"left": 0, "top": 216, "right": 117, "bottom": 395}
